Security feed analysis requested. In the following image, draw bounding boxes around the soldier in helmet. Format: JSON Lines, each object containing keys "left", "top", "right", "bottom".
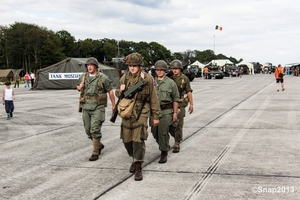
{"left": 151, "top": 60, "right": 179, "bottom": 164}
{"left": 76, "top": 57, "right": 116, "bottom": 161}
{"left": 170, "top": 59, "right": 194, "bottom": 153}
{"left": 115, "top": 52, "right": 160, "bottom": 181}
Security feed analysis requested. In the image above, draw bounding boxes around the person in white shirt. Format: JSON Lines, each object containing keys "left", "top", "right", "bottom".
{"left": 30, "top": 72, "right": 35, "bottom": 88}
{"left": 2, "top": 81, "right": 16, "bottom": 119}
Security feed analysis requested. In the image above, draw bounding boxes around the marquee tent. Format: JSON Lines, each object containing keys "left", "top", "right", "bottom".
{"left": 0, "top": 69, "right": 14, "bottom": 82}
{"left": 237, "top": 60, "right": 254, "bottom": 74}
{"left": 32, "top": 57, "right": 120, "bottom": 90}
{"left": 205, "top": 59, "right": 234, "bottom": 67}
{"left": 12, "top": 69, "right": 26, "bottom": 78}
{"left": 188, "top": 60, "right": 205, "bottom": 77}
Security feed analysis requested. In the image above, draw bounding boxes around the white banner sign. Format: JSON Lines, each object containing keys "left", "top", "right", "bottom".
{"left": 49, "top": 73, "right": 83, "bottom": 80}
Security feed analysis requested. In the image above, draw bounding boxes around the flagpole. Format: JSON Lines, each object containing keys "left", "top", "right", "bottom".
{"left": 214, "top": 35, "right": 215, "bottom": 54}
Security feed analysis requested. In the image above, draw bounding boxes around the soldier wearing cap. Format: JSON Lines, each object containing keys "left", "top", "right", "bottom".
{"left": 115, "top": 52, "right": 160, "bottom": 181}
{"left": 151, "top": 60, "right": 179, "bottom": 163}
{"left": 170, "top": 59, "right": 194, "bottom": 153}
{"left": 76, "top": 57, "right": 116, "bottom": 161}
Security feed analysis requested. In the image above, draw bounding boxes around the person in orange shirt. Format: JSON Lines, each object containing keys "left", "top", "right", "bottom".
{"left": 275, "top": 64, "right": 285, "bottom": 92}
{"left": 203, "top": 67, "right": 209, "bottom": 79}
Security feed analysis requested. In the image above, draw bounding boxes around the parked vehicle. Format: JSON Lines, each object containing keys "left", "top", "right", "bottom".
{"left": 207, "top": 65, "right": 224, "bottom": 79}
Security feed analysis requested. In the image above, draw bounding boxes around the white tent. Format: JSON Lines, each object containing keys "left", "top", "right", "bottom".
{"left": 188, "top": 60, "right": 205, "bottom": 76}
{"left": 237, "top": 60, "right": 254, "bottom": 75}
{"left": 206, "top": 59, "right": 234, "bottom": 67}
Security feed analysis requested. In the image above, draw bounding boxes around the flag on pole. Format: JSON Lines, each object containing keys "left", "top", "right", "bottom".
{"left": 215, "top": 25, "right": 222, "bottom": 31}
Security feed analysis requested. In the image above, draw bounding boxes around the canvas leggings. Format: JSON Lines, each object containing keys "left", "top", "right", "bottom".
{"left": 121, "top": 116, "right": 148, "bottom": 163}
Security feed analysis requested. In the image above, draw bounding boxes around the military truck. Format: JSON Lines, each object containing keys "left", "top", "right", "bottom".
{"left": 207, "top": 65, "right": 224, "bottom": 79}
{"left": 182, "top": 64, "right": 196, "bottom": 81}
{"left": 188, "top": 65, "right": 202, "bottom": 78}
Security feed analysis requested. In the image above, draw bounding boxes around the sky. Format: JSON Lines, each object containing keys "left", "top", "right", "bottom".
{"left": 1, "top": 0, "right": 300, "bottom": 66}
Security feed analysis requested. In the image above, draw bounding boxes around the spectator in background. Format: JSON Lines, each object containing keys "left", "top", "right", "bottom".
{"left": 14, "top": 73, "right": 20, "bottom": 88}
{"left": 203, "top": 67, "right": 209, "bottom": 79}
{"left": 30, "top": 72, "right": 35, "bottom": 87}
{"left": 275, "top": 64, "right": 285, "bottom": 92}
{"left": 24, "top": 72, "right": 31, "bottom": 88}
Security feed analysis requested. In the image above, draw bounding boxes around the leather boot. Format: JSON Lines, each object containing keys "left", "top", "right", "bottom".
{"left": 173, "top": 141, "right": 180, "bottom": 153}
{"left": 158, "top": 151, "right": 168, "bottom": 163}
{"left": 134, "top": 162, "right": 143, "bottom": 181}
{"left": 129, "top": 162, "right": 135, "bottom": 173}
{"left": 89, "top": 138, "right": 103, "bottom": 161}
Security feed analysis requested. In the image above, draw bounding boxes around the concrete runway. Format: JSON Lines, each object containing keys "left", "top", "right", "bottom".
{"left": 1, "top": 74, "right": 299, "bottom": 200}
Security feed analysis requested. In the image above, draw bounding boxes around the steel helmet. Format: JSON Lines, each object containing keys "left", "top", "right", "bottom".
{"left": 123, "top": 53, "right": 144, "bottom": 66}
{"left": 154, "top": 60, "right": 168, "bottom": 71}
{"left": 85, "top": 57, "right": 99, "bottom": 68}
{"left": 170, "top": 59, "right": 183, "bottom": 69}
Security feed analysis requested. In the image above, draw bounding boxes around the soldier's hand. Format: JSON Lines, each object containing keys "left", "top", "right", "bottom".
{"left": 120, "top": 84, "right": 126, "bottom": 92}
{"left": 188, "top": 105, "right": 193, "bottom": 114}
{"left": 79, "top": 83, "right": 84, "bottom": 89}
{"left": 172, "top": 113, "right": 178, "bottom": 121}
{"left": 152, "top": 119, "right": 159, "bottom": 126}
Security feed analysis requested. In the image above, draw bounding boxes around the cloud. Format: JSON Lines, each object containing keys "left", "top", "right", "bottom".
{"left": 1, "top": 0, "right": 300, "bottom": 65}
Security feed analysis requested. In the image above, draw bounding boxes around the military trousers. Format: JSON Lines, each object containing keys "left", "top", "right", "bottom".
{"left": 151, "top": 110, "right": 173, "bottom": 151}
{"left": 174, "top": 106, "right": 186, "bottom": 143}
{"left": 121, "top": 116, "right": 148, "bottom": 163}
{"left": 82, "top": 106, "right": 105, "bottom": 139}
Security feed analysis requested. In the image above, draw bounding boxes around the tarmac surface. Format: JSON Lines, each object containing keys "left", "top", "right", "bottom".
{"left": 0, "top": 74, "right": 299, "bottom": 200}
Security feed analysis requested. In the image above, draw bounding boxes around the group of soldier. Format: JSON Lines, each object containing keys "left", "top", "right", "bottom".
{"left": 76, "top": 53, "right": 193, "bottom": 181}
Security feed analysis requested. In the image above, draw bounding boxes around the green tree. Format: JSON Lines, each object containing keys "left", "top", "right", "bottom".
{"left": 103, "top": 41, "right": 117, "bottom": 61}
{"left": 56, "top": 30, "right": 76, "bottom": 57}
{"left": 0, "top": 25, "right": 10, "bottom": 68}
{"left": 148, "top": 41, "right": 172, "bottom": 63}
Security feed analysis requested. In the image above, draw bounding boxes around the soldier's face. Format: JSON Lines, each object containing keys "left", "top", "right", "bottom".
{"left": 155, "top": 69, "right": 166, "bottom": 78}
{"left": 172, "top": 68, "right": 181, "bottom": 76}
{"left": 128, "top": 65, "right": 140, "bottom": 74}
{"left": 87, "top": 64, "right": 97, "bottom": 75}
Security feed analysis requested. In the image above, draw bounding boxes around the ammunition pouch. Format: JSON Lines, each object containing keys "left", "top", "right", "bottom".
{"left": 84, "top": 93, "right": 108, "bottom": 107}
{"left": 97, "top": 93, "right": 107, "bottom": 107}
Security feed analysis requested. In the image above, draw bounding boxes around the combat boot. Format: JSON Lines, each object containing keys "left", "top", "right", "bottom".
{"left": 158, "top": 151, "right": 168, "bottom": 163}
{"left": 129, "top": 162, "right": 135, "bottom": 173}
{"left": 134, "top": 162, "right": 143, "bottom": 181}
{"left": 89, "top": 138, "right": 104, "bottom": 161}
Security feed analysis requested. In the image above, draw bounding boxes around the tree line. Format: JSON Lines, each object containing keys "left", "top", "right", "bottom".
{"left": 0, "top": 22, "right": 244, "bottom": 73}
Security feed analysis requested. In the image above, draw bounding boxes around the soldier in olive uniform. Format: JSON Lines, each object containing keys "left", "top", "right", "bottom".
{"left": 115, "top": 53, "right": 160, "bottom": 181}
{"left": 151, "top": 60, "right": 179, "bottom": 163}
{"left": 170, "top": 59, "right": 194, "bottom": 153}
{"left": 77, "top": 57, "right": 116, "bottom": 161}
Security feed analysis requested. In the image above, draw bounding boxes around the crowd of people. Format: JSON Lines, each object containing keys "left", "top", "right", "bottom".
{"left": 3, "top": 54, "right": 288, "bottom": 182}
